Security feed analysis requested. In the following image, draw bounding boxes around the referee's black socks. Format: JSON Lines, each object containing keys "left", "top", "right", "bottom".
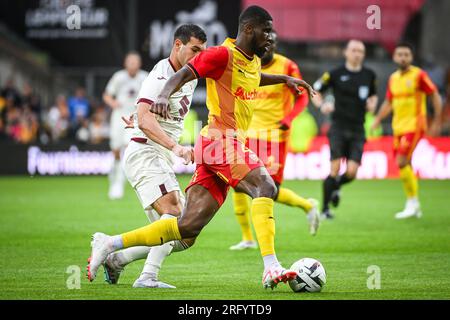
{"left": 337, "top": 174, "right": 354, "bottom": 187}
{"left": 322, "top": 175, "right": 338, "bottom": 211}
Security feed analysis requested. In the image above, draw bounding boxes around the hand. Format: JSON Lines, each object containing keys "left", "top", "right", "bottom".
{"left": 286, "top": 77, "right": 316, "bottom": 99}
{"left": 428, "top": 119, "right": 441, "bottom": 137}
{"left": 151, "top": 95, "right": 171, "bottom": 119}
{"left": 121, "top": 114, "right": 134, "bottom": 129}
{"left": 320, "top": 101, "right": 335, "bottom": 115}
{"left": 172, "top": 144, "right": 194, "bottom": 165}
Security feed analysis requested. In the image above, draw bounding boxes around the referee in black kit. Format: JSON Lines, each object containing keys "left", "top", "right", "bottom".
{"left": 312, "top": 39, "right": 378, "bottom": 219}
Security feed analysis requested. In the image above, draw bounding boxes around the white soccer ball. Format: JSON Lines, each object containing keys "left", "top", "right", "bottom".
{"left": 289, "top": 257, "right": 326, "bottom": 293}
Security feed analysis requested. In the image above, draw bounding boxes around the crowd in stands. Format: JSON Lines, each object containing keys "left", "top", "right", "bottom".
{"left": 0, "top": 79, "right": 110, "bottom": 145}
{"left": 1, "top": 72, "right": 450, "bottom": 146}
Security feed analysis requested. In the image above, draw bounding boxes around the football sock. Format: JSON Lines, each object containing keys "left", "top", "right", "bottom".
{"left": 108, "top": 159, "right": 119, "bottom": 185}
{"left": 251, "top": 197, "right": 275, "bottom": 257}
{"left": 399, "top": 165, "right": 418, "bottom": 199}
{"left": 114, "top": 247, "right": 151, "bottom": 267}
{"left": 141, "top": 242, "right": 173, "bottom": 278}
{"left": 276, "top": 187, "right": 313, "bottom": 213}
{"left": 323, "top": 175, "right": 338, "bottom": 211}
{"left": 263, "top": 254, "right": 280, "bottom": 269}
{"left": 121, "top": 217, "right": 181, "bottom": 248}
{"left": 233, "top": 192, "right": 254, "bottom": 242}
{"left": 337, "top": 174, "right": 353, "bottom": 187}
{"left": 140, "top": 214, "right": 184, "bottom": 278}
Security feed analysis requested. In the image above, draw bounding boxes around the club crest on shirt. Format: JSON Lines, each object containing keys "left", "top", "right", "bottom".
{"left": 236, "top": 59, "right": 247, "bottom": 67}
{"left": 358, "top": 86, "right": 369, "bottom": 100}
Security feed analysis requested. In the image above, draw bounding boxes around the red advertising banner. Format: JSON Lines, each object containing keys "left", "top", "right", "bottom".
{"left": 283, "top": 136, "right": 450, "bottom": 180}
{"left": 242, "top": 0, "right": 425, "bottom": 51}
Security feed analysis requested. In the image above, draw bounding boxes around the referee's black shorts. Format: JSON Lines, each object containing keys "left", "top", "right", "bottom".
{"left": 327, "top": 123, "right": 366, "bottom": 163}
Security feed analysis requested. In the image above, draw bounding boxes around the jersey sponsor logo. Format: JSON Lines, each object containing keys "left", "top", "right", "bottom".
{"left": 340, "top": 75, "right": 350, "bottom": 82}
{"left": 359, "top": 86, "right": 369, "bottom": 99}
{"left": 234, "top": 86, "right": 257, "bottom": 100}
{"left": 255, "top": 90, "right": 282, "bottom": 100}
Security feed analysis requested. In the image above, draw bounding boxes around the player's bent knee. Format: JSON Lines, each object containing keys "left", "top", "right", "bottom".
{"left": 259, "top": 177, "right": 278, "bottom": 199}
{"left": 397, "top": 156, "right": 409, "bottom": 168}
{"left": 177, "top": 218, "right": 204, "bottom": 239}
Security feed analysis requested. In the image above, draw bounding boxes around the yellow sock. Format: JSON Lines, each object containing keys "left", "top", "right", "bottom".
{"left": 233, "top": 192, "right": 254, "bottom": 242}
{"left": 251, "top": 197, "right": 275, "bottom": 257}
{"left": 121, "top": 218, "right": 181, "bottom": 248}
{"left": 276, "top": 187, "right": 313, "bottom": 212}
{"left": 399, "top": 165, "right": 418, "bottom": 198}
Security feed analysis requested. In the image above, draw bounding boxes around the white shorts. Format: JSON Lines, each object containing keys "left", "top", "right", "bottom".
{"left": 123, "top": 141, "right": 180, "bottom": 210}
{"left": 110, "top": 110, "right": 132, "bottom": 150}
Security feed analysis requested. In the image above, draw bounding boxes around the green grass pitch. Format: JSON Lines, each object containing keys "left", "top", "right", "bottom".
{"left": 0, "top": 176, "right": 449, "bottom": 300}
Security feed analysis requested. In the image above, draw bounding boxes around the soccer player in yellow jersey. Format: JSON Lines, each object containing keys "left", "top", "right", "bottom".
{"left": 372, "top": 42, "right": 442, "bottom": 219}
{"left": 229, "top": 31, "right": 319, "bottom": 251}
{"left": 87, "top": 6, "right": 316, "bottom": 290}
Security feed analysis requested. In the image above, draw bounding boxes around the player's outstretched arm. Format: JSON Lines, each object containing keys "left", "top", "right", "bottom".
{"left": 151, "top": 67, "right": 196, "bottom": 119}
{"left": 260, "top": 73, "right": 316, "bottom": 99}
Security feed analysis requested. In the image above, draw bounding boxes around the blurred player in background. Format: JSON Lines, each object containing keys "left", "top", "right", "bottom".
{"left": 230, "top": 31, "right": 319, "bottom": 251}
{"left": 103, "top": 52, "right": 147, "bottom": 200}
{"left": 99, "top": 24, "right": 207, "bottom": 288}
{"left": 313, "top": 40, "right": 377, "bottom": 219}
{"left": 87, "top": 6, "right": 316, "bottom": 290}
{"left": 372, "top": 43, "right": 442, "bottom": 219}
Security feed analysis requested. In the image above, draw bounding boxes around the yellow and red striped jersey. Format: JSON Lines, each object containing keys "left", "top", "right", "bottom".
{"left": 386, "top": 65, "right": 437, "bottom": 135}
{"left": 247, "top": 53, "right": 308, "bottom": 142}
{"left": 187, "top": 38, "right": 261, "bottom": 143}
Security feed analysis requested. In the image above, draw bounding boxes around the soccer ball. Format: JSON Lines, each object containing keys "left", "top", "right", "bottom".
{"left": 288, "top": 258, "right": 326, "bottom": 293}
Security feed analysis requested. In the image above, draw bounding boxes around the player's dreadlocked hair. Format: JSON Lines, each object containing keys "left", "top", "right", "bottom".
{"left": 238, "top": 5, "right": 272, "bottom": 31}
{"left": 173, "top": 24, "right": 207, "bottom": 44}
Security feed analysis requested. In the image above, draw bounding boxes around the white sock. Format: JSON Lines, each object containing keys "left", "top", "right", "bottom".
{"left": 109, "top": 159, "right": 122, "bottom": 186}
{"left": 263, "top": 254, "right": 280, "bottom": 269}
{"left": 117, "top": 246, "right": 151, "bottom": 267}
{"left": 141, "top": 242, "right": 174, "bottom": 279}
{"left": 108, "top": 159, "right": 119, "bottom": 184}
{"left": 139, "top": 213, "right": 179, "bottom": 279}
{"left": 116, "top": 159, "right": 126, "bottom": 188}
{"left": 407, "top": 197, "right": 419, "bottom": 207}
{"left": 111, "top": 235, "right": 124, "bottom": 250}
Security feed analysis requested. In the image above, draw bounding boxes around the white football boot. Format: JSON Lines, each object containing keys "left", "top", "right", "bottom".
{"left": 87, "top": 232, "right": 115, "bottom": 282}
{"left": 306, "top": 198, "right": 320, "bottom": 236}
{"left": 395, "top": 199, "right": 422, "bottom": 219}
{"left": 229, "top": 240, "right": 258, "bottom": 251}
{"left": 262, "top": 265, "right": 297, "bottom": 290}
{"left": 133, "top": 273, "right": 176, "bottom": 289}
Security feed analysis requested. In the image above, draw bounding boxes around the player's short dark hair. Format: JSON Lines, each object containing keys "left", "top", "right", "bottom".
{"left": 395, "top": 41, "right": 414, "bottom": 54}
{"left": 238, "top": 5, "right": 272, "bottom": 29}
{"left": 173, "top": 24, "right": 207, "bottom": 44}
